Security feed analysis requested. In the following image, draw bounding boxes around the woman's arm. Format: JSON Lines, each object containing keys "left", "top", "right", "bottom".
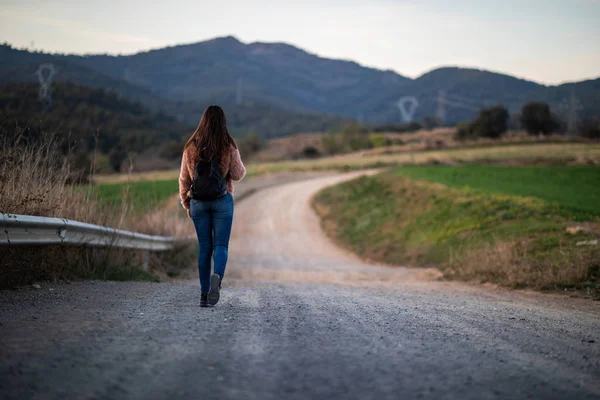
{"left": 229, "top": 147, "right": 246, "bottom": 181}
{"left": 179, "top": 150, "right": 192, "bottom": 210}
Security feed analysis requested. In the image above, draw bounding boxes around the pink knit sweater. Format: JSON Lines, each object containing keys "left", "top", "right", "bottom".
{"left": 179, "top": 144, "right": 246, "bottom": 210}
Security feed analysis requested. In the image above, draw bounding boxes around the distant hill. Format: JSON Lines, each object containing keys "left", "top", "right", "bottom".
{"left": 0, "top": 43, "right": 349, "bottom": 137}
{"left": 1, "top": 37, "right": 599, "bottom": 128}
{"left": 0, "top": 82, "right": 191, "bottom": 171}
{"left": 0, "top": 58, "right": 171, "bottom": 113}
{"left": 60, "top": 36, "right": 410, "bottom": 115}
{"left": 364, "top": 67, "right": 600, "bottom": 124}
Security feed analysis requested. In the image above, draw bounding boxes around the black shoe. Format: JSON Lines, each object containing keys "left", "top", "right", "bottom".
{"left": 200, "top": 293, "right": 211, "bottom": 308}
{"left": 208, "top": 274, "right": 221, "bottom": 306}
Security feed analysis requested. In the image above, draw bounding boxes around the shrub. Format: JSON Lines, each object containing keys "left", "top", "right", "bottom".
{"left": 302, "top": 146, "right": 320, "bottom": 158}
{"left": 372, "top": 122, "right": 422, "bottom": 133}
{"left": 579, "top": 118, "right": 600, "bottom": 139}
{"left": 322, "top": 132, "right": 341, "bottom": 155}
{"left": 520, "top": 102, "right": 559, "bottom": 135}
{"left": 321, "top": 123, "right": 371, "bottom": 154}
{"left": 454, "top": 106, "right": 509, "bottom": 140}
{"left": 470, "top": 105, "right": 509, "bottom": 139}
{"left": 341, "top": 123, "right": 371, "bottom": 151}
{"left": 368, "top": 134, "right": 392, "bottom": 148}
{"left": 453, "top": 123, "right": 475, "bottom": 141}
{"left": 421, "top": 116, "right": 441, "bottom": 130}
{"left": 237, "top": 131, "right": 264, "bottom": 158}
{"left": 109, "top": 147, "right": 127, "bottom": 172}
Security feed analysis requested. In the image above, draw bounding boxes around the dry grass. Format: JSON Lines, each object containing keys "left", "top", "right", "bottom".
{"left": 0, "top": 134, "right": 103, "bottom": 221}
{"left": 251, "top": 132, "right": 325, "bottom": 162}
{"left": 0, "top": 134, "right": 192, "bottom": 237}
{"left": 250, "top": 142, "right": 600, "bottom": 174}
{"left": 94, "top": 169, "right": 182, "bottom": 184}
{"left": 95, "top": 141, "right": 600, "bottom": 185}
{"left": 361, "top": 130, "right": 589, "bottom": 157}
{"left": 134, "top": 193, "right": 194, "bottom": 238}
{"left": 448, "top": 238, "right": 598, "bottom": 291}
{"left": 0, "top": 133, "right": 193, "bottom": 288}
{"left": 245, "top": 128, "right": 590, "bottom": 163}
{"left": 248, "top": 128, "right": 456, "bottom": 162}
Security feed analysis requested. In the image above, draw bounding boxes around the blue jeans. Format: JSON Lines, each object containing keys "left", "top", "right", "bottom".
{"left": 190, "top": 193, "right": 234, "bottom": 293}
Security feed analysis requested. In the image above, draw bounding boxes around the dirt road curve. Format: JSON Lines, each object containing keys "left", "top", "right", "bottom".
{"left": 2, "top": 173, "right": 599, "bottom": 400}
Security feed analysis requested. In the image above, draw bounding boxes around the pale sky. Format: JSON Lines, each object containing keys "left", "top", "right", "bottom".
{"left": 1, "top": 0, "right": 599, "bottom": 85}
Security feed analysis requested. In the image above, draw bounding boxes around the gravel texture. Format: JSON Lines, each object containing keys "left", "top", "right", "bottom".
{"left": 1, "top": 172, "right": 599, "bottom": 400}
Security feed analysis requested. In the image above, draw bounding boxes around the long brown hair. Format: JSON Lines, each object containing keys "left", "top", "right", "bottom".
{"left": 184, "top": 105, "right": 237, "bottom": 160}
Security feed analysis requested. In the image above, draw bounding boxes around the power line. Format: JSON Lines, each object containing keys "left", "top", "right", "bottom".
{"left": 442, "top": 99, "right": 481, "bottom": 112}
{"left": 435, "top": 91, "right": 484, "bottom": 124}
{"left": 443, "top": 93, "right": 478, "bottom": 104}
{"left": 444, "top": 93, "right": 490, "bottom": 107}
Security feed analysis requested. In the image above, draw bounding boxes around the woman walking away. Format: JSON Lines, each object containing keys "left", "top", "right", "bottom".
{"left": 179, "top": 105, "right": 246, "bottom": 307}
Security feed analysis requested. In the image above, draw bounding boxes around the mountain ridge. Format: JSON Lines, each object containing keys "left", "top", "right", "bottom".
{"left": 9, "top": 35, "right": 596, "bottom": 85}
{"left": 1, "top": 36, "right": 599, "bottom": 128}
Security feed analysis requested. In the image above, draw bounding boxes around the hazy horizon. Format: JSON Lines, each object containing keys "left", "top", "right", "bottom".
{"left": 1, "top": 0, "right": 599, "bottom": 85}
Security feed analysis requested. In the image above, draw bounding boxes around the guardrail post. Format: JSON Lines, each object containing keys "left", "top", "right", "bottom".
{"left": 142, "top": 250, "right": 150, "bottom": 271}
{"left": 1, "top": 213, "right": 8, "bottom": 244}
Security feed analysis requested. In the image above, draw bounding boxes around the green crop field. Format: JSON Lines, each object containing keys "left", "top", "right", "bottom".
{"left": 393, "top": 165, "right": 600, "bottom": 218}
{"left": 94, "top": 179, "right": 179, "bottom": 212}
{"left": 314, "top": 165, "right": 600, "bottom": 294}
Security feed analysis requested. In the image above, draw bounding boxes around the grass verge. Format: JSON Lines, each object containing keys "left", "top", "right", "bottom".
{"left": 313, "top": 166, "right": 600, "bottom": 297}
{"left": 0, "top": 133, "right": 193, "bottom": 288}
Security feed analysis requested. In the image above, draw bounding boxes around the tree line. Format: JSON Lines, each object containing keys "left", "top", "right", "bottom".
{"left": 0, "top": 82, "right": 193, "bottom": 174}
{"left": 454, "top": 102, "right": 599, "bottom": 140}
{"left": 2, "top": 80, "right": 598, "bottom": 173}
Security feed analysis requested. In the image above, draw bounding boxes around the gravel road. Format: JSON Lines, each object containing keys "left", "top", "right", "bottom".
{"left": 1, "top": 173, "right": 599, "bottom": 400}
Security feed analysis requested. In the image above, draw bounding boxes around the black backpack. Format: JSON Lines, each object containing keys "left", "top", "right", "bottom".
{"left": 190, "top": 157, "right": 228, "bottom": 201}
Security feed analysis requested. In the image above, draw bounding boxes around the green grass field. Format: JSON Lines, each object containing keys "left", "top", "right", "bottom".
{"left": 314, "top": 165, "right": 599, "bottom": 294}
{"left": 393, "top": 165, "right": 600, "bottom": 218}
{"left": 94, "top": 179, "right": 179, "bottom": 212}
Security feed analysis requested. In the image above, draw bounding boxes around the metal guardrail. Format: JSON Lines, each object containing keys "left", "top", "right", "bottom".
{"left": 1, "top": 213, "right": 175, "bottom": 269}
